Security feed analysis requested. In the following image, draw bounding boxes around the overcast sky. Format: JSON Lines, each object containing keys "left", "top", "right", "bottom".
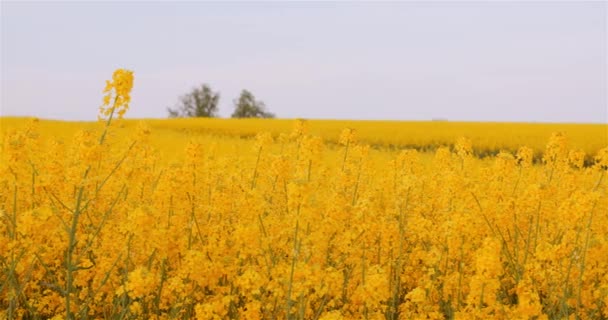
{"left": 1, "top": 1, "right": 606, "bottom": 123}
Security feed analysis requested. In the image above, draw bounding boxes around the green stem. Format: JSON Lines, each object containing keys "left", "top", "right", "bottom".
{"left": 251, "top": 146, "right": 262, "bottom": 189}
{"left": 98, "top": 96, "right": 119, "bottom": 145}
{"left": 593, "top": 170, "right": 604, "bottom": 191}
{"left": 66, "top": 169, "right": 89, "bottom": 319}
{"left": 285, "top": 204, "right": 301, "bottom": 319}
{"left": 342, "top": 141, "right": 350, "bottom": 172}
{"left": 576, "top": 201, "right": 598, "bottom": 316}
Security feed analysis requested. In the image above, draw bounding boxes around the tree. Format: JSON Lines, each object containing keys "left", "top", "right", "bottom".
{"left": 167, "top": 84, "right": 220, "bottom": 118}
{"left": 231, "top": 90, "right": 275, "bottom": 118}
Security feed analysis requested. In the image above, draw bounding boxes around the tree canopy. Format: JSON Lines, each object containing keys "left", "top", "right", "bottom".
{"left": 167, "top": 84, "right": 220, "bottom": 118}
{"left": 231, "top": 90, "right": 274, "bottom": 119}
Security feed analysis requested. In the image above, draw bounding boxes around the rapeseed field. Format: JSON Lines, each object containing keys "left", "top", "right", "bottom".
{"left": 1, "top": 70, "right": 607, "bottom": 319}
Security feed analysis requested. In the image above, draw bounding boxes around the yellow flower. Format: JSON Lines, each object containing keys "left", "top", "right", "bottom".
{"left": 319, "top": 310, "right": 343, "bottom": 320}
{"left": 595, "top": 146, "right": 608, "bottom": 170}
{"left": 516, "top": 146, "right": 534, "bottom": 167}
{"left": 339, "top": 127, "right": 356, "bottom": 146}
{"left": 98, "top": 68, "right": 134, "bottom": 120}
{"left": 454, "top": 136, "right": 472, "bottom": 158}
{"left": 568, "top": 149, "right": 585, "bottom": 169}
{"left": 405, "top": 287, "right": 426, "bottom": 303}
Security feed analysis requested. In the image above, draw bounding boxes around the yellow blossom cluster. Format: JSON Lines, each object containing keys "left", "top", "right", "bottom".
{"left": 99, "top": 69, "right": 134, "bottom": 120}
{"left": 1, "top": 70, "right": 607, "bottom": 319}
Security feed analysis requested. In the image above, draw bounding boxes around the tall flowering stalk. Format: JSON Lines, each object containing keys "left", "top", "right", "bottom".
{"left": 64, "top": 69, "right": 133, "bottom": 319}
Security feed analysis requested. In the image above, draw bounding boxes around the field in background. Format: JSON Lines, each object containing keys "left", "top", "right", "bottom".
{"left": 2, "top": 117, "right": 607, "bottom": 160}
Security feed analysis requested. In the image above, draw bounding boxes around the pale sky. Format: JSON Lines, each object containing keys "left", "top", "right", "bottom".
{"left": 1, "top": 1, "right": 607, "bottom": 123}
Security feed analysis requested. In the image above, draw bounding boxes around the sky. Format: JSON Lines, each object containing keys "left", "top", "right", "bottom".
{"left": 1, "top": 1, "right": 606, "bottom": 123}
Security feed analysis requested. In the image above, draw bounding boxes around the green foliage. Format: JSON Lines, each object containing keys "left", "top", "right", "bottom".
{"left": 167, "top": 84, "right": 220, "bottom": 118}
{"left": 231, "top": 90, "right": 275, "bottom": 119}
